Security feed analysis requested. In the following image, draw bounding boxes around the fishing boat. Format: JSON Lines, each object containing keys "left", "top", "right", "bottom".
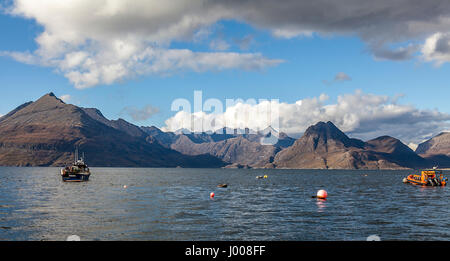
{"left": 403, "top": 167, "right": 447, "bottom": 186}
{"left": 60, "top": 148, "right": 90, "bottom": 182}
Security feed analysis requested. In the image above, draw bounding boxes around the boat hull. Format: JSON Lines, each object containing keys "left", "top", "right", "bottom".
{"left": 405, "top": 177, "right": 446, "bottom": 186}
{"left": 62, "top": 173, "right": 90, "bottom": 182}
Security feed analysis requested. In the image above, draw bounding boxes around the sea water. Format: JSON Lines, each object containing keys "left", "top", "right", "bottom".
{"left": 0, "top": 167, "right": 449, "bottom": 241}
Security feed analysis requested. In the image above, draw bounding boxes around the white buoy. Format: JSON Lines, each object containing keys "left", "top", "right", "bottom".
{"left": 367, "top": 235, "right": 381, "bottom": 241}
{"left": 123, "top": 185, "right": 128, "bottom": 189}
{"left": 66, "top": 235, "right": 81, "bottom": 241}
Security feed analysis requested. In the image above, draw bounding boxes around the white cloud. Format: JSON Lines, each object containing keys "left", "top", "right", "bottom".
{"left": 1, "top": 0, "right": 282, "bottom": 88}
{"left": 271, "top": 28, "right": 313, "bottom": 39}
{"left": 2, "top": 41, "right": 282, "bottom": 89}
{"left": 408, "top": 143, "right": 418, "bottom": 151}
{"left": 3, "top": 0, "right": 450, "bottom": 88}
{"left": 209, "top": 39, "right": 230, "bottom": 51}
{"left": 59, "top": 94, "right": 71, "bottom": 103}
{"left": 163, "top": 90, "right": 450, "bottom": 144}
{"left": 0, "top": 50, "right": 38, "bottom": 64}
{"left": 421, "top": 32, "right": 450, "bottom": 66}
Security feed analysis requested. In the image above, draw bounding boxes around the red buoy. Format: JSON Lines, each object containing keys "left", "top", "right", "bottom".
{"left": 317, "top": 189, "right": 327, "bottom": 199}
{"left": 210, "top": 192, "right": 215, "bottom": 198}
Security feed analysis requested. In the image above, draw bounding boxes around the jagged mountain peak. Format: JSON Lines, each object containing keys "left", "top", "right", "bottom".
{"left": 35, "top": 92, "right": 66, "bottom": 105}
{"left": 304, "top": 121, "right": 342, "bottom": 136}
{"left": 366, "top": 136, "right": 415, "bottom": 154}
{"left": 302, "top": 121, "right": 364, "bottom": 149}
{"left": 0, "top": 92, "right": 86, "bottom": 127}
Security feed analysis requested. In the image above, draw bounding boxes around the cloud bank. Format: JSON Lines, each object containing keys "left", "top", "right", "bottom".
{"left": 1, "top": 0, "right": 283, "bottom": 88}
{"left": 163, "top": 90, "right": 450, "bottom": 144}
{"left": 2, "top": 1, "right": 450, "bottom": 87}
{"left": 121, "top": 104, "right": 160, "bottom": 122}
{"left": 59, "top": 94, "right": 71, "bottom": 103}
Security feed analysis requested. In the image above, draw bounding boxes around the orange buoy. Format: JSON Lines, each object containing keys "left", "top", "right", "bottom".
{"left": 210, "top": 192, "right": 215, "bottom": 198}
{"left": 317, "top": 189, "right": 327, "bottom": 199}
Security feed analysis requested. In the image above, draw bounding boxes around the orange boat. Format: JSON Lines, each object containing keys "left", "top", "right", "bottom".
{"left": 404, "top": 168, "right": 447, "bottom": 186}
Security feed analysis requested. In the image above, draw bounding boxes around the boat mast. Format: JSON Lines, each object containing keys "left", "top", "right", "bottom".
{"left": 75, "top": 147, "right": 79, "bottom": 163}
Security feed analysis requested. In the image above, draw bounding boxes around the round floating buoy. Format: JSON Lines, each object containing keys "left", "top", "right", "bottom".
{"left": 366, "top": 235, "right": 381, "bottom": 241}
{"left": 66, "top": 235, "right": 81, "bottom": 241}
{"left": 123, "top": 185, "right": 128, "bottom": 189}
{"left": 263, "top": 175, "right": 268, "bottom": 179}
{"left": 402, "top": 178, "right": 408, "bottom": 183}
{"left": 317, "top": 189, "right": 328, "bottom": 199}
{"left": 210, "top": 192, "right": 215, "bottom": 198}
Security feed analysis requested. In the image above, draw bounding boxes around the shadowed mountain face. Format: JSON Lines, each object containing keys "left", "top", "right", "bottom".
{"left": 170, "top": 135, "right": 280, "bottom": 168}
{"left": 143, "top": 126, "right": 296, "bottom": 168}
{"left": 82, "top": 108, "right": 147, "bottom": 138}
{"left": 0, "top": 93, "right": 225, "bottom": 167}
{"left": 140, "top": 126, "right": 177, "bottom": 148}
{"left": 416, "top": 132, "right": 450, "bottom": 167}
{"left": 273, "top": 121, "right": 429, "bottom": 169}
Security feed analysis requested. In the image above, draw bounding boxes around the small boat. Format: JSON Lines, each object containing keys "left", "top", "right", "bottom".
{"left": 61, "top": 148, "right": 90, "bottom": 182}
{"left": 217, "top": 184, "right": 228, "bottom": 188}
{"left": 404, "top": 167, "right": 447, "bottom": 186}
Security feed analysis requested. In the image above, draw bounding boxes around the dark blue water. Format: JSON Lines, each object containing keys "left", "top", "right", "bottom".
{"left": 0, "top": 167, "right": 449, "bottom": 241}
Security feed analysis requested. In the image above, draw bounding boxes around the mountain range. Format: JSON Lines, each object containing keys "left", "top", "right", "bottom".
{"left": 0, "top": 93, "right": 224, "bottom": 167}
{"left": 272, "top": 121, "right": 428, "bottom": 169}
{"left": 0, "top": 92, "right": 448, "bottom": 169}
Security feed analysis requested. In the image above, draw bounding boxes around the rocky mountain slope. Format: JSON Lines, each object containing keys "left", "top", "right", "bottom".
{"left": 415, "top": 132, "right": 450, "bottom": 167}
{"left": 416, "top": 132, "right": 450, "bottom": 156}
{"left": 170, "top": 135, "right": 280, "bottom": 167}
{"left": 0, "top": 93, "right": 225, "bottom": 167}
{"left": 273, "top": 121, "right": 429, "bottom": 169}
{"left": 144, "top": 126, "right": 296, "bottom": 168}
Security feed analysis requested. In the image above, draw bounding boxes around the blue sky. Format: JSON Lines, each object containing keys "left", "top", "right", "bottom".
{"left": 1, "top": 1, "right": 450, "bottom": 145}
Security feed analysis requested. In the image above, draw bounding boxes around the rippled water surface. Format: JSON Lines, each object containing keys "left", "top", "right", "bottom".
{"left": 0, "top": 167, "right": 449, "bottom": 241}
